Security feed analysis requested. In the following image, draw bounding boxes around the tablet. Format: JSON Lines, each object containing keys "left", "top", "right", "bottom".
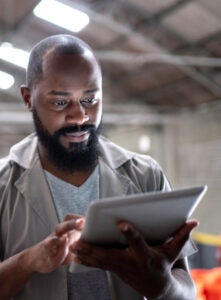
{"left": 81, "top": 185, "right": 207, "bottom": 246}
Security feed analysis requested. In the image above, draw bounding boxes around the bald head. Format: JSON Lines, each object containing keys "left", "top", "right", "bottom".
{"left": 26, "top": 34, "right": 100, "bottom": 89}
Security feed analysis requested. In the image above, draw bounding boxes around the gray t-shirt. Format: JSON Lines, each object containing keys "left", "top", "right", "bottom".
{"left": 45, "top": 167, "right": 110, "bottom": 300}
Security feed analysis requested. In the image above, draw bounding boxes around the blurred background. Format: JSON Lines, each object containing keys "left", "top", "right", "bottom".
{"left": 0, "top": 0, "right": 221, "bottom": 275}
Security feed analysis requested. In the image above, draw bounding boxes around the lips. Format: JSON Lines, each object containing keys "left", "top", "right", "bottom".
{"left": 64, "top": 131, "right": 90, "bottom": 143}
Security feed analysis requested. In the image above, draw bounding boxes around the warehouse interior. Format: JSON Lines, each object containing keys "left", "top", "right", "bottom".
{"left": 0, "top": 0, "right": 221, "bottom": 296}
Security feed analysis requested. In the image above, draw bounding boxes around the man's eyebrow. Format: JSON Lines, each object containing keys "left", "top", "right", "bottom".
{"left": 84, "top": 88, "right": 100, "bottom": 94}
{"left": 47, "top": 90, "right": 72, "bottom": 96}
{"left": 47, "top": 88, "right": 100, "bottom": 96}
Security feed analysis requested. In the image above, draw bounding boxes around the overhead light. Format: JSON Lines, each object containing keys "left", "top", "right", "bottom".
{"left": 0, "top": 70, "right": 14, "bottom": 90}
{"left": 0, "top": 43, "right": 29, "bottom": 69}
{"left": 33, "top": 0, "right": 90, "bottom": 32}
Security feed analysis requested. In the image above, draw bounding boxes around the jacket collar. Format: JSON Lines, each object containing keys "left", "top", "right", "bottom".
{"left": 98, "top": 136, "right": 134, "bottom": 170}
{"left": 9, "top": 133, "right": 135, "bottom": 171}
{"left": 11, "top": 133, "right": 139, "bottom": 203}
{"left": 9, "top": 133, "right": 39, "bottom": 169}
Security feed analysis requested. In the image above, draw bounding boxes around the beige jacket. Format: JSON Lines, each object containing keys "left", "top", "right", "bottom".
{"left": 0, "top": 134, "right": 194, "bottom": 300}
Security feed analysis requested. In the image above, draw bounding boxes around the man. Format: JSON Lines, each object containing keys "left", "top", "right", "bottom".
{"left": 0, "top": 34, "right": 198, "bottom": 300}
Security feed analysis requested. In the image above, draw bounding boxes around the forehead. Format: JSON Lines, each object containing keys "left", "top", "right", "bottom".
{"left": 41, "top": 51, "right": 101, "bottom": 89}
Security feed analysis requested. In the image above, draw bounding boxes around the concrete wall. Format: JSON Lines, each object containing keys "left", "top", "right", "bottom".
{"left": 164, "top": 106, "right": 221, "bottom": 235}
{"left": 106, "top": 105, "right": 221, "bottom": 235}
{"left": 0, "top": 124, "right": 33, "bottom": 158}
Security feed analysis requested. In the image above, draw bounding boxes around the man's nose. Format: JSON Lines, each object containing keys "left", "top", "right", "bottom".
{"left": 65, "top": 102, "right": 89, "bottom": 125}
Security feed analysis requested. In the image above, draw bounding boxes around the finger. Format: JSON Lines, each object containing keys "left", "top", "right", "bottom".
{"left": 71, "top": 241, "right": 124, "bottom": 271}
{"left": 55, "top": 219, "right": 84, "bottom": 236}
{"left": 166, "top": 219, "right": 199, "bottom": 260}
{"left": 118, "top": 221, "right": 149, "bottom": 256}
{"left": 63, "top": 214, "right": 85, "bottom": 230}
{"left": 44, "top": 236, "right": 68, "bottom": 265}
{"left": 63, "top": 214, "right": 83, "bottom": 221}
{"left": 66, "top": 230, "right": 82, "bottom": 246}
{"left": 172, "top": 219, "right": 199, "bottom": 243}
{"left": 172, "top": 219, "right": 199, "bottom": 237}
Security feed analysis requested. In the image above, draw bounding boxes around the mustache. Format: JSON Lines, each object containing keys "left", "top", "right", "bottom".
{"left": 54, "top": 124, "right": 96, "bottom": 137}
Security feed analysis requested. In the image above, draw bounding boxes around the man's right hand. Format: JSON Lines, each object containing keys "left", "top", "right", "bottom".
{"left": 0, "top": 214, "right": 84, "bottom": 299}
{"left": 27, "top": 214, "right": 85, "bottom": 273}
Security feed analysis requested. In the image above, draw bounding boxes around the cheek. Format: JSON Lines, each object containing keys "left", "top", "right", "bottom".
{"left": 37, "top": 109, "right": 65, "bottom": 135}
{"left": 48, "top": 117, "right": 66, "bottom": 136}
{"left": 92, "top": 103, "right": 102, "bottom": 127}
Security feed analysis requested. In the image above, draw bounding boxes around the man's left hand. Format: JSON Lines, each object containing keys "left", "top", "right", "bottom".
{"left": 71, "top": 220, "right": 198, "bottom": 299}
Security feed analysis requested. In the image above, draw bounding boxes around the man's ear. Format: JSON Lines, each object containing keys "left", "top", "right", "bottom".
{"left": 20, "top": 85, "right": 32, "bottom": 111}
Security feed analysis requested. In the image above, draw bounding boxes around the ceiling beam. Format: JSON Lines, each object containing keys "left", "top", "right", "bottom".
{"left": 71, "top": 0, "right": 221, "bottom": 97}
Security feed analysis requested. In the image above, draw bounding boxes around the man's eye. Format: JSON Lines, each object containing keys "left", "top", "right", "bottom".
{"left": 52, "top": 99, "right": 69, "bottom": 109}
{"left": 81, "top": 98, "right": 98, "bottom": 106}
{"left": 55, "top": 100, "right": 68, "bottom": 106}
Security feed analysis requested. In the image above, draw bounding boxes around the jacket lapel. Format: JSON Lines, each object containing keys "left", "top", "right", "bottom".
{"left": 15, "top": 157, "right": 58, "bottom": 233}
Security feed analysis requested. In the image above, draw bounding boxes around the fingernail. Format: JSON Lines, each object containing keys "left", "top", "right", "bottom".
{"left": 76, "top": 218, "right": 83, "bottom": 223}
{"left": 121, "top": 224, "right": 129, "bottom": 232}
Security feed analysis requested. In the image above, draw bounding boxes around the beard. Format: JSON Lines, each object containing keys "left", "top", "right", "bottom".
{"left": 32, "top": 108, "right": 102, "bottom": 173}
